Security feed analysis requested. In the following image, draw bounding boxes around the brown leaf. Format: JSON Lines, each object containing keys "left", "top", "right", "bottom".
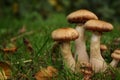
{"left": 2, "top": 43, "right": 17, "bottom": 53}
{"left": 18, "top": 25, "right": 26, "bottom": 34}
{"left": 3, "top": 47, "right": 17, "bottom": 53}
{"left": 23, "top": 38, "right": 33, "bottom": 52}
{"left": 35, "top": 66, "right": 58, "bottom": 80}
{"left": 0, "top": 62, "right": 11, "bottom": 79}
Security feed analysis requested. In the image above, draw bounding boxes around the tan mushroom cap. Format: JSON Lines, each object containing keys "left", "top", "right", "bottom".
{"left": 111, "top": 49, "right": 120, "bottom": 60}
{"left": 67, "top": 9, "right": 98, "bottom": 23}
{"left": 100, "top": 44, "right": 108, "bottom": 51}
{"left": 114, "top": 49, "right": 120, "bottom": 54}
{"left": 52, "top": 28, "right": 79, "bottom": 41}
{"left": 84, "top": 20, "right": 113, "bottom": 32}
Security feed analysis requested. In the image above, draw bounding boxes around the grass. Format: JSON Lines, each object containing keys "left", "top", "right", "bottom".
{"left": 0, "top": 12, "right": 120, "bottom": 80}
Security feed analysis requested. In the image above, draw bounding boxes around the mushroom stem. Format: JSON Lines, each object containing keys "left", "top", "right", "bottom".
{"left": 110, "top": 59, "right": 119, "bottom": 67}
{"left": 75, "top": 24, "right": 89, "bottom": 72}
{"left": 60, "top": 41, "right": 75, "bottom": 71}
{"left": 90, "top": 32, "right": 107, "bottom": 73}
{"left": 75, "top": 24, "right": 89, "bottom": 62}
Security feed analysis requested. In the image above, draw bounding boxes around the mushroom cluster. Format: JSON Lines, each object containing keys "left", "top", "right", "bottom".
{"left": 51, "top": 9, "right": 118, "bottom": 77}
{"left": 67, "top": 10, "right": 98, "bottom": 73}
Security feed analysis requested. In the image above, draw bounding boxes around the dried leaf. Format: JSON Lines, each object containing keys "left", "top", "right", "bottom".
{"left": 0, "top": 62, "right": 11, "bottom": 79}
{"left": 23, "top": 38, "right": 33, "bottom": 52}
{"left": 3, "top": 47, "right": 17, "bottom": 53}
{"left": 35, "top": 66, "right": 58, "bottom": 80}
{"left": 18, "top": 25, "right": 26, "bottom": 34}
{"left": 2, "top": 43, "right": 17, "bottom": 53}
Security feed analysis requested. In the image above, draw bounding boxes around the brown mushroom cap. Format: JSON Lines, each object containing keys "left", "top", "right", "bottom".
{"left": 52, "top": 28, "right": 79, "bottom": 41}
{"left": 67, "top": 9, "right": 98, "bottom": 24}
{"left": 84, "top": 20, "right": 113, "bottom": 32}
{"left": 100, "top": 44, "right": 108, "bottom": 51}
{"left": 114, "top": 49, "right": 120, "bottom": 54}
{"left": 111, "top": 50, "right": 120, "bottom": 60}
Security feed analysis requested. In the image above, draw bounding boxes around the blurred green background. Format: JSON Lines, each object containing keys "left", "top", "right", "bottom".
{"left": 0, "top": 0, "right": 120, "bottom": 22}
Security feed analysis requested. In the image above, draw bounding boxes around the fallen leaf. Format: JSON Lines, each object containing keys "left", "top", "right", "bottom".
{"left": 23, "top": 37, "right": 33, "bottom": 52}
{"left": 35, "top": 66, "right": 58, "bottom": 80}
{"left": 0, "top": 69, "right": 7, "bottom": 80}
{"left": 3, "top": 47, "right": 17, "bottom": 53}
{"left": 18, "top": 25, "right": 26, "bottom": 34}
{"left": 2, "top": 43, "right": 17, "bottom": 53}
{"left": 0, "top": 62, "right": 11, "bottom": 79}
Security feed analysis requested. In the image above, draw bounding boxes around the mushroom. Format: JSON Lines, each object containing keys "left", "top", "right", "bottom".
{"left": 84, "top": 19, "right": 113, "bottom": 73}
{"left": 51, "top": 27, "right": 79, "bottom": 71}
{"left": 67, "top": 9, "right": 98, "bottom": 72}
{"left": 110, "top": 49, "right": 120, "bottom": 67}
{"left": 100, "top": 44, "right": 108, "bottom": 52}
{"left": 100, "top": 44, "right": 108, "bottom": 58}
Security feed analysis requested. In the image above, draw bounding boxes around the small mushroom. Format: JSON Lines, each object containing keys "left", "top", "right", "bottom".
{"left": 51, "top": 27, "right": 79, "bottom": 71}
{"left": 100, "top": 44, "right": 108, "bottom": 52}
{"left": 110, "top": 49, "right": 120, "bottom": 67}
{"left": 67, "top": 9, "right": 98, "bottom": 72}
{"left": 113, "top": 37, "right": 120, "bottom": 46}
{"left": 100, "top": 44, "right": 108, "bottom": 58}
{"left": 84, "top": 19, "right": 113, "bottom": 73}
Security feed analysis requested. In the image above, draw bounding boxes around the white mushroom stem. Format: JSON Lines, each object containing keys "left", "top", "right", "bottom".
{"left": 110, "top": 59, "right": 119, "bottom": 67}
{"left": 60, "top": 41, "right": 75, "bottom": 71}
{"left": 90, "top": 32, "right": 107, "bottom": 73}
{"left": 75, "top": 24, "right": 89, "bottom": 63}
{"left": 75, "top": 24, "right": 89, "bottom": 72}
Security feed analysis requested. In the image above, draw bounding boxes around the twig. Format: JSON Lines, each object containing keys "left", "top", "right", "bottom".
{"left": 10, "top": 31, "right": 34, "bottom": 42}
{"left": 14, "top": 59, "right": 32, "bottom": 64}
